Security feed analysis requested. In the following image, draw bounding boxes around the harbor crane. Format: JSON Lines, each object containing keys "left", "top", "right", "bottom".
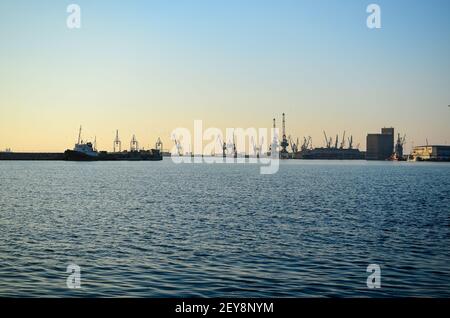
{"left": 155, "top": 137, "right": 163, "bottom": 152}
{"left": 280, "top": 113, "right": 289, "bottom": 157}
{"left": 130, "top": 135, "right": 139, "bottom": 152}
{"left": 301, "top": 136, "right": 312, "bottom": 151}
{"left": 259, "top": 136, "right": 264, "bottom": 158}
{"left": 172, "top": 135, "right": 183, "bottom": 156}
{"left": 272, "top": 118, "right": 278, "bottom": 144}
{"left": 270, "top": 118, "right": 279, "bottom": 155}
{"left": 228, "top": 131, "right": 237, "bottom": 158}
{"left": 226, "top": 139, "right": 235, "bottom": 157}
{"left": 113, "top": 130, "right": 121, "bottom": 152}
{"left": 233, "top": 132, "right": 237, "bottom": 157}
{"left": 289, "top": 135, "right": 298, "bottom": 153}
{"left": 252, "top": 136, "right": 264, "bottom": 158}
{"left": 394, "top": 133, "right": 406, "bottom": 159}
{"left": 347, "top": 135, "right": 354, "bottom": 149}
{"left": 340, "top": 131, "right": 346, "bottom": 149}
{"left": 217, "top": 136, "right": 227, "bottom": 157}
{"left": 216, "top": 134, "right": 236, "bottom": 158}
{"left": 323, "top": 131, "right": 332, "bottom": 148}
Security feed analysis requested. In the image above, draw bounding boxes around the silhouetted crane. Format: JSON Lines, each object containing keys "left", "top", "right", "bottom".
{"left": 172, "top": 134, "right": 183, "bottom": 156}
{"left": 113, "top": 130, "right": 121, "bottom": 152}
{"left": 340, "top": 131, "right": 346, "bottom": 149}
{"left": 348, "top": 135, "right": 353, "bottom": 149}
{"left": 155, "top": 137, "right": 163, "bottom": 151}
{"left": 130, "top": 135, "right": 139, "bottom": 152}
{"left": 323, "top": 131, "right": 332, "bottom": 148}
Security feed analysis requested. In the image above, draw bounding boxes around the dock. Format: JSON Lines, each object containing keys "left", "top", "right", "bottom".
{"left": 0, "top": 152, "right": 65, "bottom": 161}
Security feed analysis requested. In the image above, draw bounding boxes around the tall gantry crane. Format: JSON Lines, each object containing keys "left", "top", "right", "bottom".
{"left": 280, "top": 113, "right": 289, "bottom": 156}
{"left": 155, "top": 137, "right": 163, "bottom": 152}
{"left": 270, "top": 118, "right": 279, "bottom": 155}
{"left": 130, "top": 135, "right": 139, "bottom": 152}
{"left": 113, "top": 130, "right": 121, "bottom": 152}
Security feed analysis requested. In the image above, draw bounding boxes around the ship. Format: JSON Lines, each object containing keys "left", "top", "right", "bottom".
{"left": 292, "top": 132, "right": 364, "bottom": 160}
{"left": 64, "top": 127, "right": 162, "bottom": 161}
{"left": 293, "top": 147, "right": 365, "bottom": 160}
{"left": 64, "top": 126, "right": 99, "bottom": 161}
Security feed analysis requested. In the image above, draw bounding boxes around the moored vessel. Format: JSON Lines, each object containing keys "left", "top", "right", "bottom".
{"left": 64, "top": 127, "right": 99, "bottom": 161}
{"left": 64, "top": 127, "right": 162, "bottom": 161}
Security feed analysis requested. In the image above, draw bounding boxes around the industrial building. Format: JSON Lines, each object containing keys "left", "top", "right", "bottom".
{"left": 366, "top": 127, "right": 394, "bottom": 160}
{"left": 410, "top": 145, "right": 450, "bottom": 161}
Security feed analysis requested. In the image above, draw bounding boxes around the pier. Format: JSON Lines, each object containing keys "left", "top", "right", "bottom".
{"left": 0, "top": 152, "right": 65, "bottom": 161}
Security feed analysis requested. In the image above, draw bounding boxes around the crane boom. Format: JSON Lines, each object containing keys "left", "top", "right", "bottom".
{"left": 323, "top": 131, "right": 329, "bottom": 148}
{"left": 340, "top": 131, "right": 346, "bottom": 149}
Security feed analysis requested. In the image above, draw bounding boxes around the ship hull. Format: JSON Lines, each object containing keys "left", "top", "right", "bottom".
{"left": 64, "top": 150, "right": 99, "bottom": 161}
{"left": 64, "top": 149, "right": 163, "bottom": 161}
{"left": 293, "top": 148, "right": 365, "bottom": 160}
{"left": 98, "top": 150, "right": 162, "bottom": 161}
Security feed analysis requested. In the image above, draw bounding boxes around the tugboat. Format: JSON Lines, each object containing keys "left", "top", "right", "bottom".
{"left": 64, "top": 126, "right": 99, "bottom": 161}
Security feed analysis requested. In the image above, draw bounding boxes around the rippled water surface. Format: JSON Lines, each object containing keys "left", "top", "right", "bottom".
{"left": 0, "top": 160, "right": 449, "bottom": 297}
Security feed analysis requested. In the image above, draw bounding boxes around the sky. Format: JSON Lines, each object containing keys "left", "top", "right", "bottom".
{"left": 0, "top": 0, "right": 449, "bottom": 152}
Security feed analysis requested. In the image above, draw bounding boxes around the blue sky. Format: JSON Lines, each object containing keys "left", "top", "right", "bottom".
{"left": 0, "top": 0, "right": 449, "bottom": 151}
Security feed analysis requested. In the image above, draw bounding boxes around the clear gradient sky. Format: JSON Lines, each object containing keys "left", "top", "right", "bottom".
{"left": 0, "top": 0, "right": 449, "bottom": 152}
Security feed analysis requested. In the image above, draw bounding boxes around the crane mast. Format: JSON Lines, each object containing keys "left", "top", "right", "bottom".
{"left": 130, "top": 135, "right": 139, "bottom": 152}
{"left": 279, "top": 113, "right": 289, "bottom": 158}
{"left": 155, "top": 137, "right": 163, "bottom": 152}
{"left": 113, "top": 130, "right": 121, "bottom": 152}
